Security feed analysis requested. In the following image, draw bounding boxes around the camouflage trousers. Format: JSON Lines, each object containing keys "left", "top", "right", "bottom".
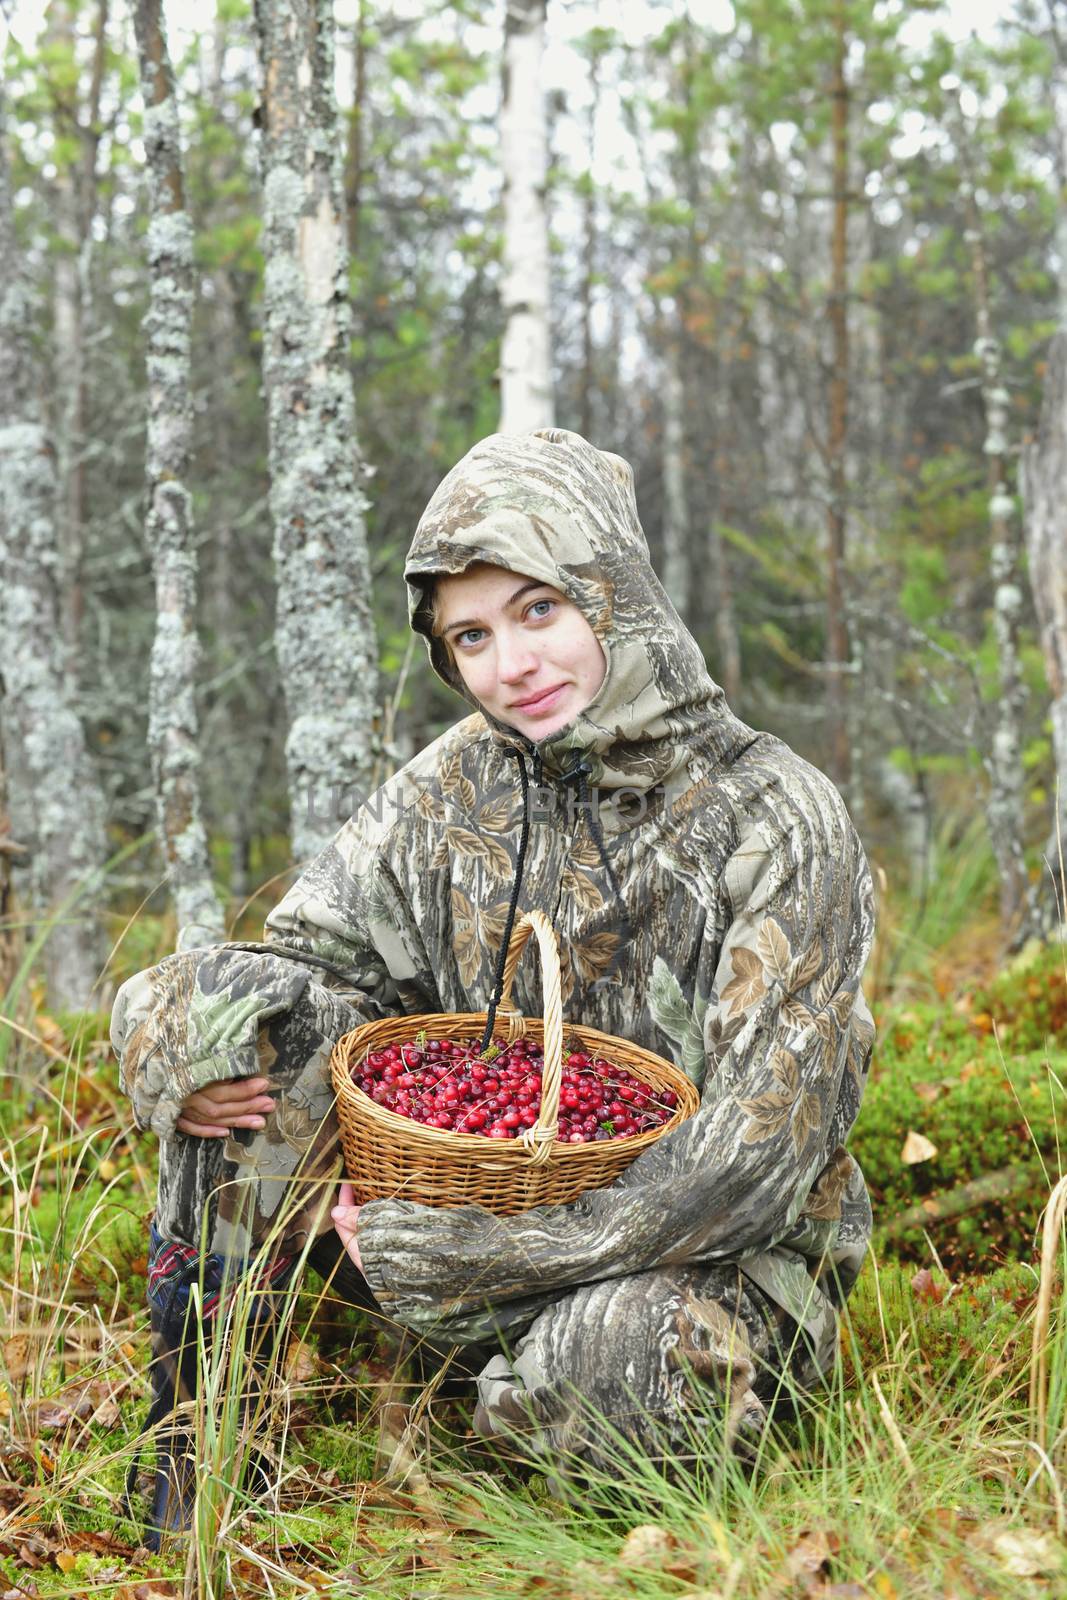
{"left": 472, "top": 1263, "right": 792, "bottom": 1479}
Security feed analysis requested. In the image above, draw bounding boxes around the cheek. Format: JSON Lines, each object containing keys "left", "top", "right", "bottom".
{"left": 576, "top": 629, "right": 607, "bottom": 689}
{"left": 454, "top": 652, "right": 495, "bottom": 701}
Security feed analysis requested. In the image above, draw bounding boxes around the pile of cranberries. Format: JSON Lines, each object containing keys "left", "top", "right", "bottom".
{"left": 353, "top": 1035, "right": 678, "bottom": 1144}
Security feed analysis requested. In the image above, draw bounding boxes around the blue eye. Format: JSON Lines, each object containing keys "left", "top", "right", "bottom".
{"left": 456, "top": 628, "right": 485, "bottom": 648}
{"left": 528, "top": 599, "right": 555, "bottom": 620}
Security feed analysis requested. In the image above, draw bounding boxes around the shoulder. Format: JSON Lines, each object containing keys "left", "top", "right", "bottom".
{"left": 702, "top": 732, "right": 858, "bottom": 846}
{"left": 667, "top": 732, "right": 865, "bottom": 912}
{"left": 335, "top": 713, "right": 509, "bottom": 861}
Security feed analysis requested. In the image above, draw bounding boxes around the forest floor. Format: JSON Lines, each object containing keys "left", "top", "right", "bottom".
{"left": 0, "top": 862, "right": 1065, "bottom": 1600}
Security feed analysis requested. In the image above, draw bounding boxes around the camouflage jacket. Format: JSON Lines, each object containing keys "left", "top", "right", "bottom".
{"left": 112, "top": 428, "right": 875, "bottom": 1357}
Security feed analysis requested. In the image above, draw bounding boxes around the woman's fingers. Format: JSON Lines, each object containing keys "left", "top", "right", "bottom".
{"left": 180, "top": 1078, "right": 275, "bottom": 1124}
{"left": 183, "top": 1097, "right": 275, "bottom": 1121}
{"left": 198, "top": 1077, "right": 274, "bottom": 1109}
{"left": 175, "top": 1117, "right": 231, "bottom": 1138}
{"left": 331, "top": 1182, "right": 363, "bottom": 1271}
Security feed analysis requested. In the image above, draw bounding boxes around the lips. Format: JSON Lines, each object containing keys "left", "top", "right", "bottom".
{"left": 510, "top": 683, "right": 568, "bottom": 714}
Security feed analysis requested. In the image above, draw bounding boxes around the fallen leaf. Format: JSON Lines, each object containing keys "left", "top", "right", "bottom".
{"left": 901, "top": 1130, "right": 938, "bottom": 1165}
{"left": 114, "top": 1584, "right": 181, "bottom": 1600}
{"left": 988, "top": 1526, "right": 1061, "bottom": 1577}
{"left": 90, "top": 1395, "right": 120, "bottom": 1428}
{"left": 913, "top": 1081, "right": 941, "bottom": 1103}
{"left": 787, "top": 1528, "right": 839, "bottom": 1578}
{"left": 911, "top": 1269, "right": 945, "bottom": 1303}
{"left": 618, "top": 1524, "right": 676, "bottom": 1565}
{"left": 762, "top": 1529, "right": 841, "bottom": 1597}
{"left": 286, "top": 1340, "right": 319, "bottom": 1383}
{"left": 53, "top": 1554, "right": 77, "bottom": 1575}
{"left": 2, "top": 1336, "right": 33, "bottom": 1381}
{"left": 34, "top": 1016, "right": 66, "bottom": 1051}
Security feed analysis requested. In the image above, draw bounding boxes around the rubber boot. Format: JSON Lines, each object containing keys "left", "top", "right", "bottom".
{"left": 129, "top": 1269, "right": 287, "bottom": 1552}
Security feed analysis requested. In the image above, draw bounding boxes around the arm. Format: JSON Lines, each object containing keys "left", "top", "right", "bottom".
{"left": 112, "top": 814, "right": 430, "bottom": 1139}
{"left": 354, "top": 781, "right": 875, "bottom": 1341}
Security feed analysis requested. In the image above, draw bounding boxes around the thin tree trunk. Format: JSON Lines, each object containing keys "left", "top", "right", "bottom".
{"left": 825, "top": 2, "right": 852, "bottom": 794}
{"left": 961, "top": 164, "right": 1038, "bottom": 943}
{"left": 709, "top": 517, "right": 742, "bottom": 709}
{"left": 661, "top": 338, "right": 691, "bottom": 618}
{"left": 346, "top": 0, "right": 368, "bottom": 259}
{"left": 499, "top": 0, "right": 553, "bottom": 432}
{"left": 1022, "top": 340, "right": 1067, "bottom": 923}
{"left": 1020, "top": 20, "right": 1067, "bottom": 927}
{"left": 0, "top": 745, "right": 26, "bottom": 1002}
{"left": 49, "top": 0, "right": 109, "bottom": 660}
{"left": 0, "top": 82, "right": 107, "bottom": 1010}
{"left": 254, "top": 0, "right": 378, "bottom": 863}
{"left": 579, "top": 44, "right": 600, "bottom": 441}
{"left": 134, "top": 0, "right": 226, "bottom": 949}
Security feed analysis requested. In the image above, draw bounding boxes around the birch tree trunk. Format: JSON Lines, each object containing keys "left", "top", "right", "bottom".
{"left": 578, "top": 64, "right": 597, "bottom": 442}
{"left": 254, "top": 0, "right": 378, "bottom": 863}
{"left": 1020, "top": 38, "right": 1067, "bottom": 928}
{"left": 499, "top": 0, "right": 553, "bottom": 433}
{"left": 962, "top": 171, "right": 1038, "bottom": 943}
{"left": 1023, "top": 336, "right": 1067, "bottom": 923}
{"left": 0, "top": 84, "right": 107, "bottom": 1009}
{"left": 825, "top": 1, "right": 853, "bottom": 795}
{"left": 48, "top": 0, "right": 109, "bottom": 660}
{"left": 134, "top": 0, "right": 226, "bottom": 949}
{"left": 661, "top": 339, "right": 691, "bottom": 618}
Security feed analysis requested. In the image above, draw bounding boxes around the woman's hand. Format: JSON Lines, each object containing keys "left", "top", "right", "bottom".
{"left": 331, "top": 1180, "right": 363, "bottom": 1272}
{"left": 175, "top": 1077, "right": 276, "bottom": 1138}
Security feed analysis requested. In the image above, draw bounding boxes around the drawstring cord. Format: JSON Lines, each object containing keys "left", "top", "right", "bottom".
{"left": 480, "top": 748, "right": 533, "bottom": 1052}
{"left": 479, "top": 748, "right": 628, "bottom": 1053}
{"left": 568, "top": 761, "right": 632, "bottom": 992}
{"left": 570, "top": 763, "right": 624, "bottom": 907}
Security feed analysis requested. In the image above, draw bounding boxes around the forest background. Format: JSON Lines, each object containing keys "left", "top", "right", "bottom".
{"left": 3, "top": 0, "right": 1067, "bottom": 1595}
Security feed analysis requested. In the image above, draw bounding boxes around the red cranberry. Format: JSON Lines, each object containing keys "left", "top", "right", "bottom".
{"left": 353, "top": 1033, "right": 675, "bottom": 1144}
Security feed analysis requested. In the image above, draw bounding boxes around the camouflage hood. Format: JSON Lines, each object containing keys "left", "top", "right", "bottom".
{"left": 404, "top": 428, "right": 755, "bottom": 790}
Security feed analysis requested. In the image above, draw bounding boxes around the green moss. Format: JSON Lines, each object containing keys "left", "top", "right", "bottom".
{"left": 857, "top": 987, "right": 1064, "bottom": 1268}
{"left": 971, "top": 939, "right": 1067, "bottom": 1053}
{"left": 843, "top": 1258, "right": 1036, "bottom": 1390}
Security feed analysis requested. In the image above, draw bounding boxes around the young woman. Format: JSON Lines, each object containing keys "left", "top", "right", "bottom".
{"left": 113, "top": 427, "right": 875, "bottom": 1534}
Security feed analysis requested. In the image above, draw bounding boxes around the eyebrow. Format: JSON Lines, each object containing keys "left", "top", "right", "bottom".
{"left": 441, "top": 580, "right": 553, "bottom": 637}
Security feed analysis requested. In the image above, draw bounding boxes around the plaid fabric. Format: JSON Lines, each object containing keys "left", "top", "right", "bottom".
{"left": 147, "top": 1221, "right": 296, "bottom": 1324}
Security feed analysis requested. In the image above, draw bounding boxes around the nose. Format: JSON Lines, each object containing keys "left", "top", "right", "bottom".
{"left": 495, "top": 627, "right": 539, "bottom": 684}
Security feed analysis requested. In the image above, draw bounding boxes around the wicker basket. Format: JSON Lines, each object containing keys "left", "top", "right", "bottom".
{"left": 330, "top": 909, "right": 699, "bottom": 1216}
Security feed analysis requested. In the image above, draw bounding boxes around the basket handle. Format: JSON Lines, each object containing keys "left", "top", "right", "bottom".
{"left": 495, "top": 909, "right": 564, "bottom": 1166}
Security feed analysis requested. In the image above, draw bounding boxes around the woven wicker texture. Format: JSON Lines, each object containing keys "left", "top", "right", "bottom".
{"left": 330, "top": 909, "right": 700, "bottom": 1215}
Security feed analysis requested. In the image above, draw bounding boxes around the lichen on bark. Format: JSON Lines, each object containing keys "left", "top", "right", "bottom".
{"left": 134, "top": 0, "right": 225, "bottom": 948}
{"left": 253, "top": 0, "right": 378, "bottom": 862}
{"left": 0, "top": 81, "right": 108, "bottom": 1008}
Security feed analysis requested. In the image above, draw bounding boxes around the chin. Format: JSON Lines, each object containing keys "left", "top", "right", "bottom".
{"left": 525, "top": 713, "right": 573, "bottom": 741}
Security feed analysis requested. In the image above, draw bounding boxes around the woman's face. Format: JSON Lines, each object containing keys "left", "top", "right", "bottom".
{"left": 433, "top": 563, "right": 607, "bottom": 740}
